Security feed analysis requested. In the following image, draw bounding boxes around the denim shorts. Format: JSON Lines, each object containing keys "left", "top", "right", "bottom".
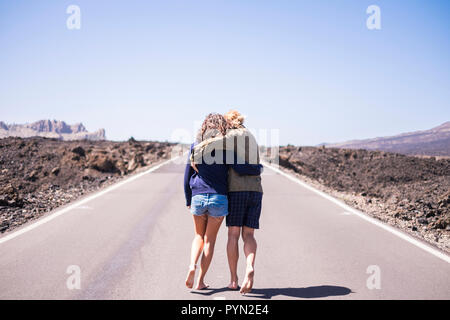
{"left": 190, "top": 194, "right": 228, "bottom": 217}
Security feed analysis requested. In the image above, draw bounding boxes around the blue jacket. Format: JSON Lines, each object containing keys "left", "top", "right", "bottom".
{"left": 184, "top": 143, "right": 262, "bottom": 206}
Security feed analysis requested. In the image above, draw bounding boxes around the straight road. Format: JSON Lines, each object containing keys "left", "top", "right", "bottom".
{"left": 0, "top": 158, "right": 449, "bottom": 299}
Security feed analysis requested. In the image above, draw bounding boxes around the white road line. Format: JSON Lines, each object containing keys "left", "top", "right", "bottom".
{"left": 75, "top": 205, "right": 94, "bottom": 210}
{"left": 0, "top": 156, "right": 180, "bottom": 245}
{"left": 262, "top": 161, "right": 450, "bottom": 264}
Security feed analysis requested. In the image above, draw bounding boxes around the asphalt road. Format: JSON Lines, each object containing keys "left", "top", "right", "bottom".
{"left": 0, "top": 158, "right": 449, "bottom": 299}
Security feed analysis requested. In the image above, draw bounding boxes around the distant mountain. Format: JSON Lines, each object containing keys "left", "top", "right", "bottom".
{"left": 0, "top": 120, "right": 106, "bottom": 141}
{"left": 324, "top": 122, "right": 450, "bottom": 157}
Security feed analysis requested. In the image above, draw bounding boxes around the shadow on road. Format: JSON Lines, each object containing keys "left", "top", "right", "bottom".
{"left": 191, "top": 285, "right": 352, "bottom": 299}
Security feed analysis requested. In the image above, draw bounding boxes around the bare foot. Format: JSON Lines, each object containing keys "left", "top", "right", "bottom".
{"left": 228, "top": 278, "right": 239, "bottom": 290}
{"left": 185, "top": 265, "right": 196, "bottom": 289}
{"left": 195, "top": 281, "right": 210, "bottom": 290}
{"left": 240, "top": 266, "right": 254, "bottom": 294}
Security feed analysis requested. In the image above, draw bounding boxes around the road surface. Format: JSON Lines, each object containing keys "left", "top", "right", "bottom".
{"left": 0, "top": 158, "right": 449, "bottom": 299}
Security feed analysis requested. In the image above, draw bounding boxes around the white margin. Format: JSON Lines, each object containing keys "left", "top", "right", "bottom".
{"left": 262, "top": 161, "right": 450, "bottom": 264}
{"left": 0, "top": 156, "right": 180, "bottom": 245}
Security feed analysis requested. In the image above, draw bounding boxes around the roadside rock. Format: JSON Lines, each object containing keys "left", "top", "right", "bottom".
{"left": 71, "top": 146, "right": 86, "bottom": 157}
{"left": 127, "top": 154, "right": 145, "bottom": 172}
{"left": 51, "top": 167, "right": 60, "bottom": 176}
{"left": 0, "top": 183, "right": 23, "bottom": 207}
{"left": 90, "top": 156, "right": 117, "bottom": 173}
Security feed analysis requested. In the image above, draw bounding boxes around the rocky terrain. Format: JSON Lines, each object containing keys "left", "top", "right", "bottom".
{"left": 324, "top": 121, "right": 450, "bottom": 157}
{"left": 275, "top": 146, "right": 450, "bottom": 252}
{"left": 0, "top": 137, "right": 173, "bottom": 233}
{"left": 0, "top": 120, "right": 106, "bottom": 141}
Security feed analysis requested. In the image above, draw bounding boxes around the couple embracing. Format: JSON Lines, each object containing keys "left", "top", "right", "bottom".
{"left": 183, "top": 110, "right": 263, "bottom": 294}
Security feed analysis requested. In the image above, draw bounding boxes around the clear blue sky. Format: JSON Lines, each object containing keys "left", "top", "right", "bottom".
{"left": 1, "top": 0, "right": 449, "bottom": 145}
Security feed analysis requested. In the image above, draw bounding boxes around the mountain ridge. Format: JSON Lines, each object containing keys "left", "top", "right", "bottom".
{"left": 0, "top": 120, "right": 106, "bottom": 141}
{"left": 324, "top": 121, "right": 450, "bottom": 156}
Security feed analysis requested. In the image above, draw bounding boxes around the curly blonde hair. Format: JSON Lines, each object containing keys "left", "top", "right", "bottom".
{"left": 224, "top": 110, "right": 245, "bottom": 129}
{"left": 196, "top": 113, "right": 228, "bottom": 142}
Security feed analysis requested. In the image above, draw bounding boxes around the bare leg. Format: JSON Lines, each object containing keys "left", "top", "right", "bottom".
{"left": 186, "top": 214, "right": 207, "bottom": 289}
{"left": 240, "top": 226, "right": 257, "bottom": 294}
{"left": 196, "top": 215, "right": 224, "bottom": 290}
{"left": 227, "top": 226, "right": 241, "bottom": 289}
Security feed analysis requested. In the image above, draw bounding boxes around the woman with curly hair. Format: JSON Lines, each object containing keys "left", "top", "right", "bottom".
{"left": 183, "top": 113, "right": 261, "bottom": 290}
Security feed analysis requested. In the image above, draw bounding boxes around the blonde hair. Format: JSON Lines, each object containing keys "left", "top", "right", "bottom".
{"left": 224, "top": 110, "right": 245, "bottom": 129}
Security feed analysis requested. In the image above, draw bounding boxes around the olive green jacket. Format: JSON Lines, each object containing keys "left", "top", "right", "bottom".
{"left": 191, "top": 127, "right": 263, "bottom": 193}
